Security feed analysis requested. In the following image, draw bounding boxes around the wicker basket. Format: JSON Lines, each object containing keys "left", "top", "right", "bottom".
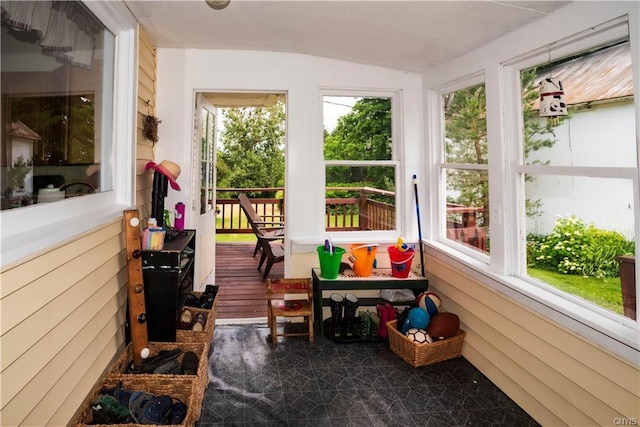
{"left": 387, "top": 320, "right": 465, "bottom": 367}
{"left": 176, "top": 303, "right": 216, "bottom": 352}
{"left": 106, "top": 342, "right": 209, "bottom": 420}
{"left": 71, "top": 376, "right": 197, "bottom": 427}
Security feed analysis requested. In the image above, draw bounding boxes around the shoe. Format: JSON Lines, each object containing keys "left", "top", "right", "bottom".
{"left": 388, "top": 303, "right": 398, "bottom": 326}
{"left": 357, "top": 310, "right": 380, "bottom": 340}
{"left": 168, "top": 400, "right": 188, "bottom": 424}
{"left": 380, "top": 303, "right": 397, "bottom": 338}
{"left": 91, "top": 394, "right": 133, "bottom": 424}
{"left": 343, "top": 293, "right": 359, "bottom": 338}
{"left": 377, "top": 304, "right": 389, "bottom": 338}
{"left": 385, "top": 303, "right": 397, "bottom": 323}
{"left": 129, "top": 392, "right": 173, "bottom": 424}
{"left": 181, "top": 351, "right": 199, "bottom": 375}
{"left": 100, "top": 380, "right": 133, "bottom": 405}
{"left": 138, "top": 348, "right": 181, "bottom": 374}
{"left": 201, "top": 284, "right": 218, "bottom": 309}
{"left": 191, "top": 313, "right": 206, "bottom": 331}
{"left": 183, "top": 294, "right": 201, "bottom": 308}
{"left": 179, "top": 308, "right": 193, "bottom": 329}
{"left": 153, "top": 358, "right": 180, "bottom": 374}
{"left": 329, "top": 293, "right": 344, "bottom": 338}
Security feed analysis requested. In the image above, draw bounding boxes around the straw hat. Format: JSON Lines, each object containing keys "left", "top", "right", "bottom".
{"left": 145, "top": 160, "right": 181, "bottom": 191}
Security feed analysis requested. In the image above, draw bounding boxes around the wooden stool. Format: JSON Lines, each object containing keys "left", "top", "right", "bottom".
{"left": 266, "top": 278, "right": 313, "bottom": 346}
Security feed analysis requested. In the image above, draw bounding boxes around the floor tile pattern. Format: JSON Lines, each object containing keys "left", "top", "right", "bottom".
{"left": 197, "top": 324, "right": 541, "bottom": 426}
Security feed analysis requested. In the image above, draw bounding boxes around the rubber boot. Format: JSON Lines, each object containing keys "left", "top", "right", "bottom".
{"left": 377, "top": 303, "right": 389, "bottom": 338}
{"left": 343, "top": 293, "right": 359, "bottom": 338}
{"left": 329, "top": 293, "right": 344, "bottom": 338}
{"left": 385, "top": 303, "right": 397, "bottom": 325}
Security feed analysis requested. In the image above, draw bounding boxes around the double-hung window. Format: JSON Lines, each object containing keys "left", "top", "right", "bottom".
{"left": 322, "top": 92, "right": 400, "bottom": 239}
{"left": 1, "top": 1, "right": 136, "bottom": 266}
{"left": 439, "top": 76, "right": 490, "bottom": 257}
{"left": 509, "top": 18, "right": 637, "bottom": 322}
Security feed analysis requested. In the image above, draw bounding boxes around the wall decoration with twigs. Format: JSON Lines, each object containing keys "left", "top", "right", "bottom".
{"left": 143, "top": 100, "right": 161, "bottom": 144}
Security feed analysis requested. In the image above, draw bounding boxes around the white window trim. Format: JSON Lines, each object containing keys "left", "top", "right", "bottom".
{"left": 0, "top": 2, "right": 137, "bottom": 268}
{"left": 432, "top": 73, "right": 492, "bottom": 262}
{"left": 320, "top": 89, "right": 404, "bottom": 242}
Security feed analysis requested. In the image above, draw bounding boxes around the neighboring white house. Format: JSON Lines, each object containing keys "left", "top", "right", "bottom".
{"left": 9, "top": 120, "right": 40, "bottom": 196}
{"left": 526, "top": 42, "right": 635, "bottom": 239}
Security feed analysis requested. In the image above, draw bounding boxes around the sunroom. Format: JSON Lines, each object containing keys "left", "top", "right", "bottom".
{"left": 1, "top": 1, "right": 638, "bottom": 426}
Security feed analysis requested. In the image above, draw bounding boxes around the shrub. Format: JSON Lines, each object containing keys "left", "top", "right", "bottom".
{"left": 527, "top": 215, "right": 635, "bottom": 278}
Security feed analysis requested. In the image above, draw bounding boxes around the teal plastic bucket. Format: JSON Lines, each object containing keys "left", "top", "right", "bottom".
{"left": 317, "top": 245, "right": 345, "bottom": 279}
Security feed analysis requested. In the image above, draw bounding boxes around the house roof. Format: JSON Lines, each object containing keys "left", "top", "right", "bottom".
{"left": 11, "top": 120, "right": 41, "bottom": 141}
{"left": 123, "top": 0, "right": 571, "bottom": 74}
{"left": 543, "top": 42, "right": 633, "bottom": 105}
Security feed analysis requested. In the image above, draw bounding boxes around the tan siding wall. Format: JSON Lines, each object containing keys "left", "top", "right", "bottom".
{"left": 425, "top": 253, "right": 640, "bottom": 426}
{"left": 0, "top": 29, "right": 157, "bottom": 426}
{"left": 137, "top": 29, "right": 157, "bottom": 221}
{"left": 0, "top": 221, "right": 127, "bottom": 426}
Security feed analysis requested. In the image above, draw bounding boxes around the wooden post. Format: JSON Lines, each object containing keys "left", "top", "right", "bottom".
{"left": 123, "top": 209, "right": 150, "bottom": 366}
{"left": 616, "top": 256, "right": 636, "bottom": 320}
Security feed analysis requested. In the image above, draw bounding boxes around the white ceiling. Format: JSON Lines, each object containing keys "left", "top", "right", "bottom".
{"left": 123, "top": 0, "right": 571, "bottom": 74}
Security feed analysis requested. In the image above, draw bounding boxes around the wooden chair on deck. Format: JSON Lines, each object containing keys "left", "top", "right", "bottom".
{"left": 258, "top": 240, "right": 285, "bottom": 280}
{"left": 266, "top": 278, "right": 314, "bottom": 346}
{"left": 238, "top": 193, "right": 285, "bottom": 278}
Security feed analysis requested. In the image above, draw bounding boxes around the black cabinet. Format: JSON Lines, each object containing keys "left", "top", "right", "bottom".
{"left": 140, "top": 230, "right": 196, "bottom": 342}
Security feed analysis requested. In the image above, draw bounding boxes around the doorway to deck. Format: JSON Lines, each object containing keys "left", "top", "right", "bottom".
{"left": 195, "top": 91, "right": 286, "bottom": 321}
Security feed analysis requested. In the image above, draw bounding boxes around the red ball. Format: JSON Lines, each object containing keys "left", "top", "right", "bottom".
{"left": 426, "top": 312, "right": 460, "bottom": 340}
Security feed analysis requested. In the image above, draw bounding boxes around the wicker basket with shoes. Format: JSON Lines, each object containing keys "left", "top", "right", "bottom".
{"left": 176, "top": 303, "right": 216, "bottom": 353}
{"left": 71, "top": 376, "right": 197, "bottom": 426}
{"left": 106, "top": 341, "right": 209, "bottom": 420}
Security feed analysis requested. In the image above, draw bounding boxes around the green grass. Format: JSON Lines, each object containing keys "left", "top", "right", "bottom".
{"left": 216, "top": 233, "right": 257, "bottom": 243}
{"left": 528, "top": 268, "right": 623, "bottom": 314}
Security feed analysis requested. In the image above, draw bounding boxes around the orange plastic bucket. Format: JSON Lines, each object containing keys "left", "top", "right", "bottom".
{"left": 388, "top": 246, "right": 415, "bottom": 278}
{"left": 349, "top": 244, "right": 378, "bottom": 277}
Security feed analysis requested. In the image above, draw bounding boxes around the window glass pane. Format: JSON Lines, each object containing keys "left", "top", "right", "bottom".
{"left": 323, "top": 94, "right": 396, "bottom": 233}
{"left": 443, "top": 84, "right": 487, "bottom": 165}
{"left": 522, "top": 41, "right": 636, "bottom": 167}
{"left": 525, "top": 174, "right": 636, "bottom": 318}
{"left": 323, "top": 96, "right": 392, "bottom": 161}
{"left": 1, "top": 1, "right": 114, "bottom": 210}
{"left": 325, "top": 165, "right": 395, "bottom": 231}
{"left": 200, "top": 108, "right": 216, "bottom": 214}
{"left": 442, "top": 82, "right": 489, "bottom": 254}
{"left": 444, "top": 168, "right": 489, "bottom": 253}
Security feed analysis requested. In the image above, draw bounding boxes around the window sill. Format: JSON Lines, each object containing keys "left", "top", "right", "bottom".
{"left": 1, "top": 194, "right": 130, "bottom": 269}
{"left": 425, "top": 240, "right": 640, "bottom": 366}
{"left": 291, "top": 234, "right": 412, "bottom": 253}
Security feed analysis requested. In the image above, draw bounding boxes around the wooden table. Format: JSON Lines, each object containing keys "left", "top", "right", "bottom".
{"left": 311, "top": 268, "right": 429, "bottom": 335}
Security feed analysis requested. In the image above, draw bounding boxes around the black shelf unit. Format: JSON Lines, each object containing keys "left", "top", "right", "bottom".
{"left": 137, "top": 229, "right": 196, "bottom": 342}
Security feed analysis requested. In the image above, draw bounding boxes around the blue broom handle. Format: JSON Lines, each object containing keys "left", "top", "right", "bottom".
{"left": 413, "top": 174, "right": 426, "bottom": 277}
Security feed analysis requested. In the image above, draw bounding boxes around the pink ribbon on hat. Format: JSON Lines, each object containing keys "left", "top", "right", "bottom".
{"left": 146, "top": 160, "right": 181, "bottom": 191}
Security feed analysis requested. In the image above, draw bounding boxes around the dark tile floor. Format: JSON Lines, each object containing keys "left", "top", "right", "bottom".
{"left": 197, "top": 324, "right": 540, "bottom": 427}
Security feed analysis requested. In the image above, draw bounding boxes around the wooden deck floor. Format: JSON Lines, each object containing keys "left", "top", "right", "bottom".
{"left": 214, "top": 242, "right": 283, "bottom": 320}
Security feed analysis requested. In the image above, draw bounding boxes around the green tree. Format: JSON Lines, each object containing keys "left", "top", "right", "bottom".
{"left": 444, "top": 84, "right": 489, "bottom": 226}
{"left": 521, "top": 68, "right": 568, "bottom": 217}
{"left": 324, "top": 98, "right": 394, "bottom": 192}
{"left": 216, "top": 103, "right": 285, "bottom": 197}
{"left": 443, "top": 70, "right": 567, "bottom": 225}
{"left": 11, "top": 94, "right": 95, "bottom": 164}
